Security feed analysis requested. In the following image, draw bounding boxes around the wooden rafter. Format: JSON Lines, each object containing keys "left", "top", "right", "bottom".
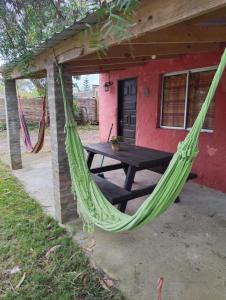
{"left": 65, "top": 55, "right": 176, "bottom": 69}
{"left": 122, "top": 25, "right": 226, "bottom": 45}
{"left": 66, "top": 61, "right": 146, "bottom": 74}
{"left": 77, "top": 43, "right": 221, "bottom": 61}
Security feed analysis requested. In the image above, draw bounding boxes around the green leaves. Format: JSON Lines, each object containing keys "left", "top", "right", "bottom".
{"left": 0, "top": 0, "right": 140, "bottom": 69}
{"left": 87, "top": 0, "right": 139, "bottom": 52}
{"left": 0, "top": 0, "right": 95, "bottom": 64}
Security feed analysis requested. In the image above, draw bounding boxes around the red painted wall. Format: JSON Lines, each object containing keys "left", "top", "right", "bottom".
{"left": 99, "top": 52, "right": 226, "bottom": 193}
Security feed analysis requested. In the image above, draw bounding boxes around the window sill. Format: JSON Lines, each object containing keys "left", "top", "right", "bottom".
{"left": 159, "top": 126, "right": 213, "bottom": 133}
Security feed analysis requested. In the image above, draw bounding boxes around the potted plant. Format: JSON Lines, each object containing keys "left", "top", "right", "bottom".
{"left": 110, "top": 136, "right": 122, "bottom": 151}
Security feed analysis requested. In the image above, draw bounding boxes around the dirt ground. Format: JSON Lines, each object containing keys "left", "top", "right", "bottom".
{"left": 0, "top": 125, "right": 100, "bottom": 155}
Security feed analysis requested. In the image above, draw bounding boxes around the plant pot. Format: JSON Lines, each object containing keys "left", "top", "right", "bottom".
{"left": 111, "top": 143, "right": 120, "bottom": 152}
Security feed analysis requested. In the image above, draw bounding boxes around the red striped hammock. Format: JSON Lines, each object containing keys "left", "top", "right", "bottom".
{"left": 18, "top": 96, "right": 46, "bottom": 153}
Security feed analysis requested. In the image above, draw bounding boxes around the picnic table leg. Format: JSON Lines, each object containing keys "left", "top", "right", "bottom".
{"left": 87, "top": 152, "right": 95, "bottom": 170}
{"left": 122, "top": 163, "right": 135, "bottom": 184}
{"left": 174, "top": 197, "right": 180, "bottom": 203}
{"left": 118, "top": 166, "right": 136, "bottom": 212}
{"left": 122, "top": 163, "right": 129, "bottom": 175}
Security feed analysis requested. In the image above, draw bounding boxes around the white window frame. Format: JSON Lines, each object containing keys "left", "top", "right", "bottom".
{"left": 160, "top": 65, "right": 217, "bottom": 133}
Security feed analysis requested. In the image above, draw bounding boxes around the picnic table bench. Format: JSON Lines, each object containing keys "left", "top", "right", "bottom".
{"left": 85, "top": 142, "right": 197, "bottom": 212}
{"left": 92, "top": 174, "right": 157, "bottom": 205}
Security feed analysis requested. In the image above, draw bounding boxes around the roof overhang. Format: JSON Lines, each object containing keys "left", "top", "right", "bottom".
{"left": 1, "top": 0, "right": 226, "bottom": 79}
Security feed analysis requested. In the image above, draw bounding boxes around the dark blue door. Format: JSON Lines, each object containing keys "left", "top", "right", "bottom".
{"left": 118, "top": 78, "right": 137, "bottom": 144}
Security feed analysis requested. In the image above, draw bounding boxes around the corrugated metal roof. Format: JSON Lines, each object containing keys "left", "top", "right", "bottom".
{"left": 32, "top": 13, "right": 99, "bottom": 57}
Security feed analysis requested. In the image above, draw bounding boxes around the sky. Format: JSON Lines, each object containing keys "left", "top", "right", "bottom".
{"left": 77, "top": 74, "right": 99, "bottom": 89}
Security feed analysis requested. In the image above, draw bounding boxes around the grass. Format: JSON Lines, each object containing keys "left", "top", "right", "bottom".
{"left": 0, "top": 122, "right": 6, "bottom": 132}
{"left": 0, "top": 123, "right": 98, "bottom": 134}
{"left": 0, "top": 161, "right": 122, "bottom": 300}
{"left": 27, "top": 123, "right": 40, "bottom": 131}
{"left": 78, "top": 124, "right": 99, "bottom": 131}
{"left": 0, "top": 123, "right": 38, "bottom": 133}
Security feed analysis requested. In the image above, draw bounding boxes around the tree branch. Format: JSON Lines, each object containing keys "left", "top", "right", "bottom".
{"left": 49, "top": 0, "right": 66, "bottom": 20}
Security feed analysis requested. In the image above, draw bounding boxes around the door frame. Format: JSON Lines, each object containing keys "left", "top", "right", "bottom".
{"left": 117, "top": 77, "right": 137, "bottom": 143}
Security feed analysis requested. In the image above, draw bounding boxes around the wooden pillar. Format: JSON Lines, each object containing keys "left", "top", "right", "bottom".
{"left": 4, "top": 79, "right": 22, "bottom": 170}
{"left": 47, "top": 64, "right": 77, "bottom": 223}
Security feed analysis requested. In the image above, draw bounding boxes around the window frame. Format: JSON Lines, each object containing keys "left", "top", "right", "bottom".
{"left": 160, "top": 65, "right": 217, "bottom": 133}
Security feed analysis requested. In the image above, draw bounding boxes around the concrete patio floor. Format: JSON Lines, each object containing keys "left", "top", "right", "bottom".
{"left": 0, "top": 128, "right": 226, "bottom": 300}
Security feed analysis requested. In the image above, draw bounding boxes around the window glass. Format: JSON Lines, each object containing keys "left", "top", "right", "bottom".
{"left": 187, "top": 70, "right": 215, "bottom": 129}
{"left": 161, "top": 74, "right": 187, "bottom": 127}
{"left": 161, "top": 68, "right": 216, "bottom": 131}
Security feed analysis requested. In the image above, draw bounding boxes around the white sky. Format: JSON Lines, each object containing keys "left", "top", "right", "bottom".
{"left": 76, "top": 74, "right": 99, "bottom": 89}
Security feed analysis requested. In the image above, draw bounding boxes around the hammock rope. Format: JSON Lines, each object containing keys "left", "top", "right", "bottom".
{"left": 18, "top": 96, "right": 46, "bottom": 154}
{"left": 58, "top": 49, "right": 226, "bottom": 232}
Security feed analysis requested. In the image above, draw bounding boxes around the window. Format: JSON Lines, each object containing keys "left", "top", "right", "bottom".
{"left": 160, "top": 67, "right": 216, "bottom": 131}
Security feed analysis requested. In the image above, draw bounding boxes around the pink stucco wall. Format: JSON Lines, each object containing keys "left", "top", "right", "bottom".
{"left": 99, "top": 51, "right": 226, "bottom": 193}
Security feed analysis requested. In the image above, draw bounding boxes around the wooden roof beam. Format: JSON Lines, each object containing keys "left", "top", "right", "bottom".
{"left": 122, "top": 25, "right": 226, "bottom": 45}
{"left": 66, "top": 61, "right": 146, "bottom": 74}
{"left": 81, "top": 43, "right": 222, "bottom": 61}
{"left": 66, "top": 57, "right": 149, "bottom": 68}
{"left": 66, "top": 53, "right": 184, "bottom": 72}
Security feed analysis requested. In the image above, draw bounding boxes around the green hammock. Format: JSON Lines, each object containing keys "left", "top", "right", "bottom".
{"left": 58, "top": 49, "right": 226, "bottom": 232}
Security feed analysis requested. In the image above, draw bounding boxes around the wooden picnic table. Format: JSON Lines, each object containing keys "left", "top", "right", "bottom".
{"left": 84, "top": 142, "right": 174, "bottom": 212}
